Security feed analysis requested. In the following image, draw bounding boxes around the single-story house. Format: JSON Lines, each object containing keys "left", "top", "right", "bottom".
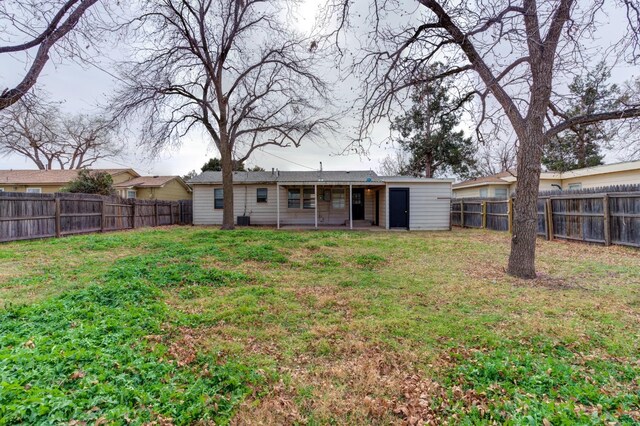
{"left": 189, "top": 170, "right": 452, "bottom": 230}
{"left": 113, "top": 175, "right": 192, "bottom": 201}
{"left": 452, "top": 160, "right": 640, "bottom": 198}
{"left": 0, "top": 169, "right": 140, "bottom": 194}
{"left": 0, "top": 169, "right": 192, "bottom": 200}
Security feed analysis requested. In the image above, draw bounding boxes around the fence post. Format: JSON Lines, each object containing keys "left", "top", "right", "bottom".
{"left": 545, "top": 198, "right": 553, "bottom": 241}
{"left": 460, "top": 200, "right": 465, "bottom": 228}
{"left": 482, "top": 201, "right": 487, "bottom": 229}
{"left": 55, "top": 197, "right": 61, "bottom": 238}
{"left": 603, "top": 194, "right": 611, "bottom": 246}
{"left": 101, "top": 199, "right": 106, "bottom": 233}
{"left": 132, "top": 201, "right": 137, "bottom": 229}
{"left": 507, "top": 197, "right": 513, "bottom": 234}
{"left": 170, "top": 203, "right": 175, "bottom": 225}
{"left": 154, "top": 201, "right": 159, "bottom": 226}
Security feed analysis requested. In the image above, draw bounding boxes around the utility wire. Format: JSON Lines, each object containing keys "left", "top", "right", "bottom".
{"left": 257, "top": 148, "right": 318, "bottom": 170}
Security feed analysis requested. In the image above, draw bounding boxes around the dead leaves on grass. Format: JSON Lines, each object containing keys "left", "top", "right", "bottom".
{"left": 365, "top": 374, "right": 490, "bottom": 426}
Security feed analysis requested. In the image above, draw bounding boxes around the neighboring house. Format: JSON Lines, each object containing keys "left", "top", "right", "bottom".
{"left": 0, "top": 169, "right": 192, "bottom": 200}
{"left": 189, "top": 170, "right": 452, "bottom": 230}
{"left": 113, "top": 176, "right": 192, "bottom": 201}
{"left": 0, "top": 169, "right": 140, "bottom": 194}
{"left": 452, "top": 160, "right": 640, "bottom": 198}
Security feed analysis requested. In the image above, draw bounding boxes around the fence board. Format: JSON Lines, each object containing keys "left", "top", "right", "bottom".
{"left": 452, "top": 185, "right": 640, "bottom": 249}
{"left": 0, "top": 192, "right": 193, "bottom": 243}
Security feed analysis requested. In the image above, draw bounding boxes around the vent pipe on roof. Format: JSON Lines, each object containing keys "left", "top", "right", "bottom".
{"left": 320, "top": 161, "right": 323, "bottom": 172}
{"left": 271, "top": 168, "right": 275, "bottom": 176}
{"left": 276, "top": 168, "right": 279, "bottom": 177}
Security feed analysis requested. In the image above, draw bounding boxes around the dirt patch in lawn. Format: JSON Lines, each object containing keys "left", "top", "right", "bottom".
{"left": 232, "top": 344, "right": 487, "bottom": 425}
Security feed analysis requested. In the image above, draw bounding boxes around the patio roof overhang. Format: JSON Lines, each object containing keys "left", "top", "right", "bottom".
{"left": 277, "top": 181, "right": 384, "bottom": 186}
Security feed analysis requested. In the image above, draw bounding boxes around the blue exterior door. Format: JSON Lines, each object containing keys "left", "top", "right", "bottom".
{"left": 389, "top": 188, "right": 409, "bottom": 229}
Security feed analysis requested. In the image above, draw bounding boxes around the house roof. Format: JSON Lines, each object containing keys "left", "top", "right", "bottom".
{"left": 452, "top": 171, "right": 515, "bottom": 189}
{"left": 0, "top": 169, "right": 139, "bottom": 185}
{"left": 557, "top": 160, "right": 640, "bottom": 179}
{"left": 189, "top": 170, "right": 382, "bottom": 184}
{"left": 189, "top": 170, "right": 453, "bottom": 185}
{"left": 113, "top": 175, "right": 191, "bottom": 192}
{"left": 453, "top": 160, "right": 640, "bottom": 190}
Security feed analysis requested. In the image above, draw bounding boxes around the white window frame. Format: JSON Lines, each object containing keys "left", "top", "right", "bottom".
{"left": 256, "top": 187, "right": 268, "bottom": 203}
{"left": 568, "top": 183, "right": 582, "bottom": 190}
{"left": 214, "top": 188, "right": 223, "bottom": 209}
{"left": 479, "top": 188, "right": 488, "bottom": 197}
{"left": 0, "top": 188, "right": 4, "bottom": 192}
{"left": 332, "top": 188, "right": 346, "bottom": 209}
{"left": 26, "top": 187, "right": 42, "bottom": 194}
{"left": 287, "top": 188, "right": 301, "bottom": 209}
{"left": 494, "top": 188, "right": 508, "bottom": 199}
{"left": 126, "top": 189, "right": 137, "bottom": 199}
{"left": 303, "top": 187, "right": 315, "bottom": 209}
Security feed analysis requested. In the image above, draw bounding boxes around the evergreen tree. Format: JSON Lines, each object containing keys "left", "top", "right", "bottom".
{"left": 201, "top": 158, "right": 247, "bottom": 172}
{"left": 543, "top": 62, "right": 619, "bottom": 172}
{"left": 390, "top": 65, "right": 475, "bottom": 179}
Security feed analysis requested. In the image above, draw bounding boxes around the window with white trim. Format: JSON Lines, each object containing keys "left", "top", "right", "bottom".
{"left": 479, "top": 188, "right": 488, "bottom": 197}
{"left": 303, "top": 188, "right": 315, "bottom": 209}
{"left": 568, "top": 183, "right": 582, "bottom": 190}
{"left": 0, "top": 188, "right": 4, "bottom": 192}
{"left": 26, "top": 188, "right": 42, "bottom": 194}
{"left": 126, "top": 190, "right": 137, "bottom": 199}
{"left": 332, "top": 188, "right": 345, "bottom": 208}
{"left": 494, "top": 188, "right": 508, "bottom": 199}
{"left": 214, "top": 188, "right": 223, "bottom": 209}
{"left": 288, "top": 188, "right": 300, "bottom": 208}
{"left": 256, "top": 188, "right": 268, "bottom": 203}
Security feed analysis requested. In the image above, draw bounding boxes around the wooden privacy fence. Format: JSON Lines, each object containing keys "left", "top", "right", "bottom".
{"left": 451, "top": 185, "right": 640, "bottom": 248}
{"left": 0, "top": 192, "right": 193, "bottom": 243}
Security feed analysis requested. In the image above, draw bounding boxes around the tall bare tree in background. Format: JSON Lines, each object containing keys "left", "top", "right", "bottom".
{"left": 0, "top": 0, "right": 100, "bottom": 110}
{"left": 0, "top": 93, "right": 122, "bottom": 169}
{"left": 330, "top": 0, "right": 640, "bottom": 278}
{"left": 114, "top": 0, "right": 334, "bottom": 230}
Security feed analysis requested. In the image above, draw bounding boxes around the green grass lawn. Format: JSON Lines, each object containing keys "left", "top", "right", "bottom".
{"left": 1, "top": 227, "right": 639, "bottom": 424}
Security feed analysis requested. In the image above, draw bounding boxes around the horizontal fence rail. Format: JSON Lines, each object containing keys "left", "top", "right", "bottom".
{"left": 0, "top": 192, "right": 193, "bottom": 243}
{"left": 451, "top": 185, "right": 640, "bottom": 248}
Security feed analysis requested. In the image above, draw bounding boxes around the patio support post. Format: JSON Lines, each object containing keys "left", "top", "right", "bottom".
{"left": 276, "top": 184, "right": 280, "bottom": 229}
{"left": 314, "top": 184, "right": 318, "bottom": 229}
{"left": 349, "top": 184, "right": 353, "bottom": 229}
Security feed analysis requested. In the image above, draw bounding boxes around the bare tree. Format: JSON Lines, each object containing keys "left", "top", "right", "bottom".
{"left": 329, "top": 0, "right": 640, "bottom": 278}
{"left": 0, "top": 0, "right": 100, "bottom": 110}
{"left": 378, "top": 150, "right": 409, "bottom": 175}
{"left": 113, "top": 0, "right": 335, "bottom": 229}
{"left": 61, "top": 114, "right": 122, "bottom": 169}
{"left": 0, "top": 93, "right": 122, "bottom": 169}
{"left": 474, "top": 140, "right": 518, "bottom": 177}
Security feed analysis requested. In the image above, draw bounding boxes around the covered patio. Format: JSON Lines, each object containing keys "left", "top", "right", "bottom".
{"left": 275, "top": 182, "right": 385, "bottom": 229}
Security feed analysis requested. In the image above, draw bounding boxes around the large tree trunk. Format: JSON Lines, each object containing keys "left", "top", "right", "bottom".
{"left": 507, "top": 124, "right": 544, "bottom": 279}
{"left": 219, "top": 143, "right": 235, "bottom": 230}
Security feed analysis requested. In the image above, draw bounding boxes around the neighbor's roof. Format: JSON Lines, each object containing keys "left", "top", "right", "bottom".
{"left": 189, "top": 170, "right": 381, "bottom": 184}
{"left": 558, "top": 160, "right": 640, "bottom": 179}
{"left": 0, "top": 169, "right": 139, "bottom": 185}
{"left": 452, "top": 171, "right": 515, "bottom": 189}
{"left": 452, "top": 160, "right": 640, "bottom": 190}
{"left": 113, "top": 175, "right": 191, "bottom": 191}
{"left": 453, "top": 170, "right": 564, "bottom": 189}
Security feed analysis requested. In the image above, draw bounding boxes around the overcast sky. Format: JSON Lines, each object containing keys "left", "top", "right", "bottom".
{"left": 1, "top": 1, "right": 638, "bottom": 177}
{"left": 0, "top": 0, "right": 396, "bottom": 176}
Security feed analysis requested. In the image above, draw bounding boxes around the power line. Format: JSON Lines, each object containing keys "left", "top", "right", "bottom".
{"left": 257, "top": 148, "right": 317, "bottom": 170}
